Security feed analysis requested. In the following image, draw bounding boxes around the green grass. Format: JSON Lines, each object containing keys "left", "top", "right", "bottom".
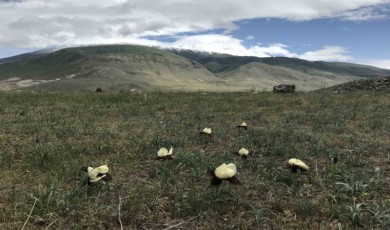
{"left": 0, "top": 90, "right": 389, "bottom": 229}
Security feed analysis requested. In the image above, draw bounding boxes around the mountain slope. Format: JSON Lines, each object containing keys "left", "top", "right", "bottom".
{"left": 0, "top": 45, "right": 231, "bottom": 91}
{"left": 1, "top": 45, "right": 390, "bottom": 91}
{"left": 257, "top": 57, "right": 390, "bottom": 79}
{"left": 171, "top": 49, "right": 390, "bottom": 91}
{"left": 171, "top": 49, "right": 390, "bottom": 79}
{"left": 170, "top": 49, "right": 261, "bottom": 73}
{"left": 0, "top": 51, "right": 47, "bottom": 65}
{"left": 220, "top": 62, "right": 360, "bottom": 91}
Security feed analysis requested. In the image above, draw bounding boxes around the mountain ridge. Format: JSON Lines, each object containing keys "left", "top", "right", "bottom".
{"left": 1, "top": 44, "right": 390, "bottom": 91}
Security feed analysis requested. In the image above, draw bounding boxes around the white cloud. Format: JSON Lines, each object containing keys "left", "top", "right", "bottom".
{"left": 246, "top": 36, "right": 254, "bottom": 40}
{"left": 1, "top": 0, "right": 390, "bottom": 48}
{"left": 357, "top": 59, "right": 390, "bottom": 69}
{"left": 113, "top": 34, "right": 349, "bottom": 62}
{"left": 341, "top": 5, "right": 389, "bottom": 20}
{"left": 1, "top": 0, "right": 389, "bottom": 64}
{"left": 148, "top": 34, "right": 295, "bottom": 58}
{"left": 249, "top": 43, "right": 297, "bottom": 58}
{"left": 163, "top": 34, "right": 349, "bottom": 62}
{"left": 169, "top": 34, "right": 256, "bottom": 56}
{"left": 298, "top": 46, "right": 352, "bottom": 61}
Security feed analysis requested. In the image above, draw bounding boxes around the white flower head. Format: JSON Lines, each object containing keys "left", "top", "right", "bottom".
{"left": 239, "top": 122, "right": 247, "bottom": 127}
{"left": 214, "top": 163, "right": 237, "bottom": 179}
{"left": 288, "top": 158, "right": 309, "bottom": 171}
{"left": 202, "top": 127, "right": 212, "bottom": 134}
{"left": 87, "top": 165, "right": 110, "bottom": 182}
{"left": 239, "top": 148, "right": 249, "bottom": 156}
{"left": 157, "top": 147, "right": 173, "bottom": 157}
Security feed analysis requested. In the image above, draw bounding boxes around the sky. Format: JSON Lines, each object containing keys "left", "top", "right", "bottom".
{"left": 0, "top": 0, "right": 390, "bottom": 69}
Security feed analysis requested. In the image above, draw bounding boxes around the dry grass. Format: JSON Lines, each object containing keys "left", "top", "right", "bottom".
{"left": 0, "top": 90, "right": 389, "bottom": 229}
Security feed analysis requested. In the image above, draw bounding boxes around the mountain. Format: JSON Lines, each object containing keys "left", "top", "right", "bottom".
{"left": 257, "top": 57, "right": 389, "bottom": 79}
{"left": 0, "top": 47, "right": 63, "bottom": 64}
{"left": 172, "top": 49, "right": 390, "bottom": 78}
{"left": 218, "top": 62, "right": 357, "bottom": 91}
{"left": 1, "top": 45, "right": 390, "bottom": 91}
{"left": 170, "top": 49, "right": 260, "bottom": 73}
{"left": 0, "top": 45, "right": 230, "bottom": 91}
{"left": 171, "top": 49, "right": 390, "bottom": 91}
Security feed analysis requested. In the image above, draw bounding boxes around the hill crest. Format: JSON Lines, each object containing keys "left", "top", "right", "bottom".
{"left": 1, "top": 44, "right": 390, "bottom": 92}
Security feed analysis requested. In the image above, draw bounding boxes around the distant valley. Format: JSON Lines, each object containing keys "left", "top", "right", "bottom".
{"left": 1, "top": 44, "right": 390, "bottom": 91}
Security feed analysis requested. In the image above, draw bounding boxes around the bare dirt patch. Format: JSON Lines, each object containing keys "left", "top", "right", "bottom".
{"left": 0, "top": 77, "right": 60, "bottom": 91}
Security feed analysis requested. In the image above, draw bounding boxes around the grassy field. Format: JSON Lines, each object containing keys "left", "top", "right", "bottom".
{"left": 0, "top": 90, "right": 389, "bottom": 229}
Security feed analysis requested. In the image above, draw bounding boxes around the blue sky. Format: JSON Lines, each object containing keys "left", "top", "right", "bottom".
{"left": 1, "top": 0, "right": 390, "bottom": 69}
{"left": 236, "top": 18, "right": 390, "bottom": 57}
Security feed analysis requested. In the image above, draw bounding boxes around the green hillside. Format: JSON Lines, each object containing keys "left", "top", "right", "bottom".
{"left": 220, "top": 62, "right": 364, "bottom": 91}
{"left": 0, "top": 45, "right": 230, "bottom": 91}
{"left": 171, "top": 49, "right": 390, "bottom": 78}
{"left": 170, "top": 49, "right": 260, "bottom": 73}
{"left": 1, "top": 45, "right": 390, "bottom": 91}
{"left": 0, "top": 48, "right": 85, "bottom": 80}
{"left": 258, "top": 57, "right": 390, "bottom": 78}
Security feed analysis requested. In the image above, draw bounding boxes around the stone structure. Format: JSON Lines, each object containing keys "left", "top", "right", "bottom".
{"left": 273, "top": 84, "right": 296, "bottom": 93}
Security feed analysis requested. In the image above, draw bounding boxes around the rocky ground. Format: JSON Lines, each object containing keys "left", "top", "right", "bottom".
{"left": 324, "top": 76, "right": 390, "bottom": 93}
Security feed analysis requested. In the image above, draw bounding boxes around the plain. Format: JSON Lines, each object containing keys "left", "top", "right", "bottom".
{"left": 0, "top": 90, "right": 389, "bottom": 229}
